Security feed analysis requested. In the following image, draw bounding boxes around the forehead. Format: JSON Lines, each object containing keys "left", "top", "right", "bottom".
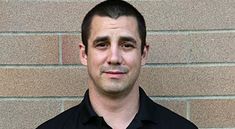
{"left": 89, "top": 15, "right": 139, "bottom": 39}
{"left": 91, "top": 15, "right": 138, "bottom": 24}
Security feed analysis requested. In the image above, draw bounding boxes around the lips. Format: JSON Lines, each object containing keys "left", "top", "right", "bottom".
{"left": 105, "top": 70, "right": 125, "bottom": 74}
{"left": 103, "top": 70, "right": 127, "bottom": 79}
{"left": 100, "top": 66, "right": 129, "bottom": 79}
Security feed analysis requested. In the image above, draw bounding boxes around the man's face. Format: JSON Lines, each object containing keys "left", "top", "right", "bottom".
{"left": 80, "top": 16, "right": 148, "bottom": 96}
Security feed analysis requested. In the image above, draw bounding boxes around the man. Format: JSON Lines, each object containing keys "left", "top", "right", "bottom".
{"left": 37, "top": 0, "right": 198, "bottom": 129}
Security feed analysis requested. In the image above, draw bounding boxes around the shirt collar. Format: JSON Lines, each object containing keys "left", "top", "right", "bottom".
{"left": 80, "top": 90, "right": 98, "bottom": 124}
{"left": 135, "top": 87, "right": 158, "bottom": 124}
{"left": 79, "top": 87, "right": 159, "bottom": 125}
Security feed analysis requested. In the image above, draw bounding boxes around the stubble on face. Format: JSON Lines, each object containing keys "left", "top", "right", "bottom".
{"left": 86, "top": 16, "right": 143, "bottom": 98}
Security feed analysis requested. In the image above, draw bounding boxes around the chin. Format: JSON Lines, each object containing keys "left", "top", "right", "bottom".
{"left": 101, "top": 84, "right": 132, "bottom": 96}
{"left": 104, "top": 87, "right": 126, "bottom": 94}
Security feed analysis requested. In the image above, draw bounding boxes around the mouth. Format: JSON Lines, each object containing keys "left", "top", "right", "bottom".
{"left": 103, "top": 70, "right": 126, "bottom": 79}
{"left": 100, "top": 66, "right": 129, "bottom": 79}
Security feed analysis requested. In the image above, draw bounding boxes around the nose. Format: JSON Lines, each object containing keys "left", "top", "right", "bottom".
{"left": 107, "top": 45, "right": 122, "bottom": 65}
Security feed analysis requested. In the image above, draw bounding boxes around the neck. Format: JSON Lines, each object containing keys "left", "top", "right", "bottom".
{"left": 88, "top": 82, "right": 140, "bottom": 129}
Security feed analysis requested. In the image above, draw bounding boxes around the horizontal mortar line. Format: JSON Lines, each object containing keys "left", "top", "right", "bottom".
{"left": 145, "top": 62, "right": 235, "bottom": 67}
{"left": 0, "top": 28, "right": 235, "bottom": 35}
{"left": 1, "top": 62, "right": 235, "bottom": 68}
{"left": 10, "top": 0, "right": 101, "bottom": 2}
{"left": 7, "top": 0, "right": 91, "bottom": 2}
{"left": 1, "top": 95, "right": 235, "bottom": 101}
{"left": 0, "top": 96, "right": 84, "bottom": 101}
{"left": 150, "top": 95, "right": 235, "bottom": 100}
{"left": 0, "top": 31, "right": 81, "bottom": 35}
{"left": 0, "top": 64, "right": 85, "bottom": 68}
{"left": 148, "top": 28, "right": 235, "bottom": 34}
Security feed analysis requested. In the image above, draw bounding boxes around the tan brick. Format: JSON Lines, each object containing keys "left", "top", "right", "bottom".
{"left": 0, "top": 1, "right": 98, "bottom": 32}
{"left": 139, "top": 66, "right": 235, "bottom": 96}
{"left": 190, "top": 32, "right": 235, "bottom": 63}
{"left": 190, "top": 99, "right": 235, "bottom": 128}
{"left": 0, "top": 100, "right": 62, "bottom": 129}
{"left": 0, "top": 67, "right": 88, "bottom": 97}
{"left": 63, "top": 99, "right": 82, "bottom": 111}
{"left": 62, "top": 35, "right": 81, "bottom": 64}
{"left": 0, "top": 0, "right": 234, "bottom": 32}
{"left": 147, "top": 32, "right": 235, "bottom": 64}
{"left": 154, "top": 100, "right": 187, "bottom": 118}
{"left": 0, "top": 35, "right": 58, "bottom": 64}
{"left": 131, "top": 0, "right": 235, "bottom": 30}
{"left": 147, "top": 34, "right": 190, "bottom": 63}
{"left": 2, "top": 66, "right": 235, "bottom": 97}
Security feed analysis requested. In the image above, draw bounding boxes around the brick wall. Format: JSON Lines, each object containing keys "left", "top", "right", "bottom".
{"left": 0, "top": 0, "right": 234, "bottom": 129}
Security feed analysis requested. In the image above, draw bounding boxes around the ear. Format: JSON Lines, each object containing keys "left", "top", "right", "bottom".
{"left": 79, "top": 43, "right": 87, "bottom": 65}
{"left": 141, "top": 45, "right": 149, "bottom": 65}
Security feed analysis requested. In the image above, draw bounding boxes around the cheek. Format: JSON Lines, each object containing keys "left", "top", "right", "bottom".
{"left": 124, "top": 51, "right": 142, "bottom": 62}
{"left": 88, "top": 51, "right": 107, "bottom": 67}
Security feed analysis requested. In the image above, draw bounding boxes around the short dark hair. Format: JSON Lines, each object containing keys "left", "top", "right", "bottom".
{"left": 81, "top": 0, "right": 146, "bottom": 54}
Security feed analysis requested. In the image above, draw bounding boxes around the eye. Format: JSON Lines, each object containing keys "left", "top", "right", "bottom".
{"left": 121, "top": 41, "right": 135, "bottom": 50}
{"left": 123, "top": 43, "right": 134, "bottom": 48}
{"left": 95, "top": 42, "right": 109, "bottom": 49}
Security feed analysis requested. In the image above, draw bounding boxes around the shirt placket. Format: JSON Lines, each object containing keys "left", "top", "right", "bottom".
{"left": 97, "top": 117, "right": 112, "bottom": 129}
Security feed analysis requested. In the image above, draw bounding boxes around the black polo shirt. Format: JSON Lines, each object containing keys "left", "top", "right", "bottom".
{"left": 36, "top": 88, "right": 198, "bottom": 129}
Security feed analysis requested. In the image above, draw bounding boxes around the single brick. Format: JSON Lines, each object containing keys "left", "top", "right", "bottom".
{"left": 190, "top": 99, "right": 235, "bottom": 128}
{"left": 0, "top": 0, "right": 234, "bottom": 32}
{"left": 131, "top": 0, "right": 235, "bottom": 30}
{"left": 146, "top": 33, "right": 190, "bottom": 63}
{"left": 140, "top": 66, "right": 235, "bottom": 96}
{"left": 0, "top": 100, "right": 62, "bottom": 129}
{"left": 190, "top": 32, "right": 235, "bottom": 63}
{"left": 62, "top": 35, "right": 81, "bottom": 64}
{"left": 0, "top": 1, "right": 98, "bottom": 32}
{"left": 0, "top": 67, "right": 88, "bottom": 97}
{"left": 0, "top": 35, "right": 58, "bottom": 64}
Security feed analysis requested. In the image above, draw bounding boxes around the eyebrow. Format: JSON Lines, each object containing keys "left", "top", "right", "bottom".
{"left": 93, "top": 36, "right": 137, "bottom": 45}
{"left": 119, "top": 36, "right": 137, "bottom": 44}
{"left": 93, "top": 36, "right": 109, "bottom": 44}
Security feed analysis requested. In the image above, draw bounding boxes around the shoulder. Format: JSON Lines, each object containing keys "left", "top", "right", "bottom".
{"left": 151, "top": 102, "right": 198, "bottom": 129}
{"left": 36, "top": 105, "right": 81, "bottom": 129}
{"left": 139, "top": 88, "right": 198, "bottom": 129}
